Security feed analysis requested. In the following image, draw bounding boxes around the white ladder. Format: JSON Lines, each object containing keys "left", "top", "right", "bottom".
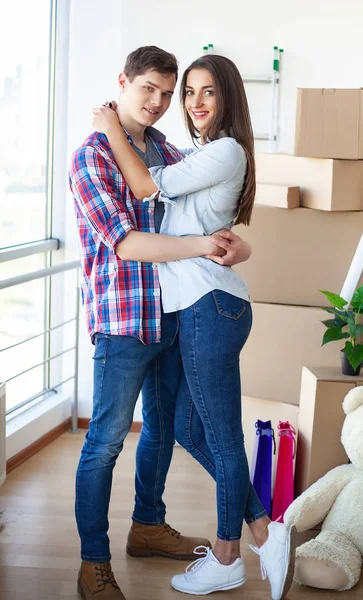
{"left": 243, "top": 46, "right": 284, "bottom": 152}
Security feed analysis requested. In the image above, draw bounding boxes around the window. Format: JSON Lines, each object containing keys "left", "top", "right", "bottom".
{"left": 0, "top": 1, "right": 78, "bottom": 416}
{"left": 0, "top": 255, "right": 46, "bottom": 412}
{"left": 0, "top": 0, "right": 53, "bottom": 248}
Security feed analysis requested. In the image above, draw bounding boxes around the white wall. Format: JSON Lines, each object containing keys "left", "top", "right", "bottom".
{"left": 67, "top": 0, "right": 363, "bottom": 418}
{"left": 67, "top": 0, "right": 124, "bottom": 417}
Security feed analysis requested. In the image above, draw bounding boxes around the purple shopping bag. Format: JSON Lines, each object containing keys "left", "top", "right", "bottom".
{"left": 251, "top": 420, "right": 276, "bottom": 517}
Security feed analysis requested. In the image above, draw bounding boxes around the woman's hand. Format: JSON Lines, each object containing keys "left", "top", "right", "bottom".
{"left": 206, "top": 229, "right": 252, "bottom": 266}
{"left": 203, "top": 236, "right": 227, "bottom": 258}
{"left": 92, "top": 103, "right": 121, "bottom": 137}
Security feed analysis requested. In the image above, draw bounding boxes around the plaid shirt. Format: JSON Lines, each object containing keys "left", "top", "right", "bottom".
{"left": 69, "top": 127, "right": 184, "bottom": 344}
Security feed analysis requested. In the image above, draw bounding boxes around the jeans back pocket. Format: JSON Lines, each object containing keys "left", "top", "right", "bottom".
{"left": 212, "top": 290, "right": 247, "bottom": 320}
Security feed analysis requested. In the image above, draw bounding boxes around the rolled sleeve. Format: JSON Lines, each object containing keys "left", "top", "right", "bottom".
{"left": 70, "top": 146, "right": 135, "bottom": 251}
{"left": 143, "top": 167, "right": 179, "bottom": 206}
{"left": 146, "top": 138, "right": 244, "bottom": 204}
{"left": 179, "top": 147, "right": 196, "bottom": 157}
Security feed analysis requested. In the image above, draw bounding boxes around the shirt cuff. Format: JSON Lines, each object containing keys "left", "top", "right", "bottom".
{"left": 142, "top": 166, "right": 178, "bottom": 206}
{"left": 99, "top": 212, "right": 135, "bottom": 252}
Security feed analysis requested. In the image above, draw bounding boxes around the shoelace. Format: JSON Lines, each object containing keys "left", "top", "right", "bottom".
{"left": 95, "top": 563, "right": 119, "bottom": 589}
{"left": 248, "top": 544, "right": 267, "bottom": 581}
{"left": 164, "top": 523, "right": 181, "bottom": 539}
{"left": 185, "top": 546, "right": 210, "bottom": 578}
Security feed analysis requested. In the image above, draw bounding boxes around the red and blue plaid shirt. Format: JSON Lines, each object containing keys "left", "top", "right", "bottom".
{"left": 69, "top": 127, "right": 184, "bottom": 344}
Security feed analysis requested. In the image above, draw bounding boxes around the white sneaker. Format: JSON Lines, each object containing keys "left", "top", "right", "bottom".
{"left": 171, "top": 545, "right": 246, "bottom": 595}
{"left": 249, "top": 522, "right": 297, "bottom": 600}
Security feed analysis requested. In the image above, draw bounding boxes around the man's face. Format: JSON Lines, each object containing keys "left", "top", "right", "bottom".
{"left": 119, "top": 69, "right": 176, "bottom": 127}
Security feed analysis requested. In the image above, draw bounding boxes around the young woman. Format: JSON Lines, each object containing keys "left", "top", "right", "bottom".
{"left": 92, "top": 54, "right": 296, "bottom": 599}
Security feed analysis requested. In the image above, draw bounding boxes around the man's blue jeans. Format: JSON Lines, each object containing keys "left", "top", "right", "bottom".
{"left": 174, "top": 291, "right": 266, "bottom": 540}
{"left": 75, "top": 311, "right": 180, "bottom": 562}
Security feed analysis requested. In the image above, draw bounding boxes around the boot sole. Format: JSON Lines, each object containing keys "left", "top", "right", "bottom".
{"left": 171, "top": 576, "right": 247, "bottom": 595}
{"left": 280, "top": 525, "right": 297, "bottom": 600}
{"left": 126, "top": 543, "right": 205, "bottom": 561}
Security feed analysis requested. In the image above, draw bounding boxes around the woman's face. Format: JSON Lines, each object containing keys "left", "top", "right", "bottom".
{"left": 185, "top": 68, "right": 217, "bottom": 140}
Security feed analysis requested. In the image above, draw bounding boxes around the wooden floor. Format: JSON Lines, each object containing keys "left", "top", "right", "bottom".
{"left": 0, "top": 432, "right": 362, "bottom": 600}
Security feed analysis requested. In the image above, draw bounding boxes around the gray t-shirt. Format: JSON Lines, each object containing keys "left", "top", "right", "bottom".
{"left": 133, "top": 136, "right": 165, "bottom": 233}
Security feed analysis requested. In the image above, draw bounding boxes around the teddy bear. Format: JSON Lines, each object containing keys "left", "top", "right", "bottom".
{"left": 284, "top": 385, "right": 363, "bottom": 591}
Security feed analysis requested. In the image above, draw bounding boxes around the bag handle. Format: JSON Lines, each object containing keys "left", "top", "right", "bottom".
{"left": 277, "top": 421, "right": 297, "bottom": 458}
{"left": 255, "top": 422, "right": 276, "bottom": 455}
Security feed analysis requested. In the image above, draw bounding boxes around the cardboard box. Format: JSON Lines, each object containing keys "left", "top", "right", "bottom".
{"left": 295, "top": 366, "right": 363, "bottom": 495}
{"left": 232, "top": 206, "right": 363, "bottom": 307}
{"left": 256, "top": 152, "right": 363, "bottom": 211}
{"left": 295, "top": 88, "right": 363, "bottom": 160}
{"left": 240, "top": 303, "right": 342, "bottom": 406}
{"left": 255, "top": 184, "right": 300, "bottom": 209}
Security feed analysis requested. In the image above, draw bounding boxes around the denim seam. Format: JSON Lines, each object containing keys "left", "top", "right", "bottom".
{"left": 190, "top": 302, "right": 229, "bottom": 537}
{"left": 132, "top": 516, "right": 164, "bottom": 526}
{"left": 153, "top": 356, "right": 165, "bottom": 523}
{"left": 216, "top": 534, "right": 241, "bottom": 542}
{"left": 187, "top": 404, "right": 216, "bottom": 474}
{"left": 245, "top": 509, "right": 267, "bottom": 525}
{"left": 89, "top": 336, "right": 109, "bottom": 443}
{"left": 192, "top": 446, "right": 216, "bottom": 474}
{"left": 75, "top": 337, "right": 110, "bottom": 562}
{"left": 75, "top": 466, "right": 81, "bottom": 547}
{"left": 167, "top": 310, "right": 180, "bottom": 347}
{"left": 81, "top": 553, "right": 111, "bottom": 562}
{"left": 212, "top": 290, "right": 247, "bottom": 320}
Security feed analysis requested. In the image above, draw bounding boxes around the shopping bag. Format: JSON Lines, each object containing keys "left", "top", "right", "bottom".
{"left": 271, "top": 421, "right": 296, "bottom": 522}
{"left": 251, "top": 420, "right": 276, "bottom": 517}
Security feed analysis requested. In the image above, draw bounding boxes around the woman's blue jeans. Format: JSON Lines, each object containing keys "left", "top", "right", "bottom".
{"left": 175, "top": 291, "right": 266, "bottom": 541}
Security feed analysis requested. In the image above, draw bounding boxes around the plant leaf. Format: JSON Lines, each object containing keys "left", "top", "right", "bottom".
{"left": 344, "top": 341, "right": 363, "bottom": 371}
{"left": 355, "top": 324, "right": 363, "bottom": 339}
{"left": 348, "top": 322, "right": 357, "bottom": 340}
{"left": 351, "top": 285, "right": 363, "bottom": 310}
{"left": 319, "top": 290, "right": 348, "bottom": 309}
{"left": 322, "top": 308, "right": 354, "bottom": 325}
{"left": 322, "top": 327, "right": 350, "bottom": 346}
{"left": 321, "top": 318, "right": 345, "bottom": 329}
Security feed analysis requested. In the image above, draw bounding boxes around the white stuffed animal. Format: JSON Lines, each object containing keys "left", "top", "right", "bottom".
{"left": 284, "top": 386, "right": 363, "bottom": 591}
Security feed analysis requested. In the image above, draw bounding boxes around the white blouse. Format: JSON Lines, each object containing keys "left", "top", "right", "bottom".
{"left": 147, "top": 136, "right": 251, "bottom": 313}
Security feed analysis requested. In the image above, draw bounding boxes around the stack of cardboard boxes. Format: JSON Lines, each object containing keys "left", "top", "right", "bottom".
{"left": 234, "top": 88, "right": 363, "bottom": 407}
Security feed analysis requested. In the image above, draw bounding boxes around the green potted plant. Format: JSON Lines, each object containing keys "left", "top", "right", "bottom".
{"left": 320, "top": 284, "right": 363, "bottom": 376}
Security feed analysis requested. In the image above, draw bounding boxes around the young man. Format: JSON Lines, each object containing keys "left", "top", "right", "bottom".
{"left": 69, "top": 46, "right": 251, "bottom": 600}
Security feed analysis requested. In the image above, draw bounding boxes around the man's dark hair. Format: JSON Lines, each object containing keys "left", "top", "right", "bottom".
{"left": 124, "top": 46, "right": 178, "bottom": 82}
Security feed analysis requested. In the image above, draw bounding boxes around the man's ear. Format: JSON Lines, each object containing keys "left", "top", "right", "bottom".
{"left": 118, "top": 72, "right": 128, "bottom": 91}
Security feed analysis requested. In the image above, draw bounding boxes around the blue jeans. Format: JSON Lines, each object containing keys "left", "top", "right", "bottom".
{"left": 75, "top": 311, "right": 181, "bottom": 562}
{"left": 175, "top": 290, "right": 266, "bottom": 541}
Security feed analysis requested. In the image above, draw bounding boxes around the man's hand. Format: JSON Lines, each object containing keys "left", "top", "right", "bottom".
{"left": 206, "top": 229, "right": 252, "bottom": 266}
{"left": 203, "top": 236, "right": 227, "bottom": 258}
{"left": 92, "top": 101, "right": 119, "bottom": 136}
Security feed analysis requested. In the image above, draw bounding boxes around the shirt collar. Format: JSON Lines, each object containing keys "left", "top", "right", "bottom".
{"left": 206, "top": 129, "right": 234, "bottom": 142}
{"left": 123, "top": 125, "right": 166, "bottom": 146}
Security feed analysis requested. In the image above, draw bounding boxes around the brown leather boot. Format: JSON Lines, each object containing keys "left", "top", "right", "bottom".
{"left": 77, "top": 561, "right": 126, "bottom": 599}
{"left": 126, "top": 522, "right": 212, "bottom": 560}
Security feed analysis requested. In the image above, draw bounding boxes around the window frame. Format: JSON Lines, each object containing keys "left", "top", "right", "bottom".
{"left": 0, "top": 0, "right": 77, "bottom": 418}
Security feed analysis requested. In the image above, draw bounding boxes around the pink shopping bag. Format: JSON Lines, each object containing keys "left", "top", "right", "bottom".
{"left": 271, "top": 421, "right": 296, "bottom": 522}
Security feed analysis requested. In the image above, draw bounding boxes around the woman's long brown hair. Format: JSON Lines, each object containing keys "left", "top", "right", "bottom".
{"left": 180, "top": 55, "right": 255, "bottom": 226}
